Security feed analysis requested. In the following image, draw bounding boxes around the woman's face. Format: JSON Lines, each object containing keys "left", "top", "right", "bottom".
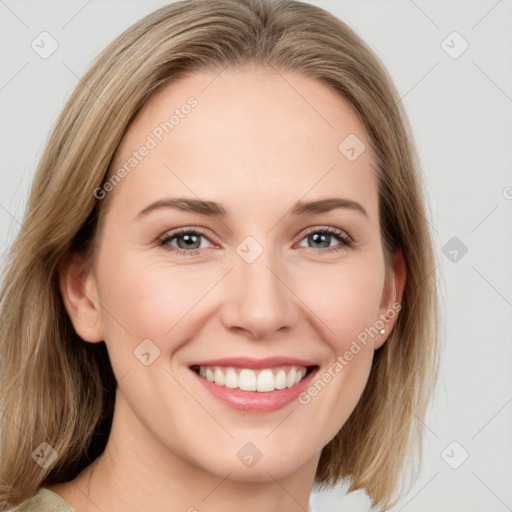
{"left": 71, "top": 66, "right": 402, "bottom": 482}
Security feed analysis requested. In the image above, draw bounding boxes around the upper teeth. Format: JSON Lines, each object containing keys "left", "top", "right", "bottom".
{"left": 197, "top": 365, "right": 308, "bottom": 392}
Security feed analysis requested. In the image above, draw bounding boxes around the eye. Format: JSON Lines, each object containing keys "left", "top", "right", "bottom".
{"left": 157, "top": 227, "right": 214, "bottom": 255}
{"left": 157, "top": 226, "right": 353, "bottom": 256}
{"left": 296, "top": 226, "right": 352, "bottom": 252}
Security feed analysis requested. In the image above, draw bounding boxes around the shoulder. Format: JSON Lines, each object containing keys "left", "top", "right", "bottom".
{"left": 7, "top": 488, "right": 76, "bottom": 512}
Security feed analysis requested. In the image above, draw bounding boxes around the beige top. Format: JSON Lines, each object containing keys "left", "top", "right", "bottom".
{"left": 8, "top": 487, "right": 317, "bottom": 511}
{"left": 8, "top": 488, "right": 75, "bottom": 512}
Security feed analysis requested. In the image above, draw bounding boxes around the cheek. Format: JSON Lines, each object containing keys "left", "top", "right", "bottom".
{"left": 94, "top": 256, "right": 201, "bottom": 364}
{"left": 293, "top": 260, "right": 384, "bottom": 437}
{"left": 297, "top": 259, "right": 385, "bottom": 352}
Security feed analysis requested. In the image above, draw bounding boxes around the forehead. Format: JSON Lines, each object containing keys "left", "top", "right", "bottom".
{"left": 106, "top": 65, "right": 378, "bottom": 222}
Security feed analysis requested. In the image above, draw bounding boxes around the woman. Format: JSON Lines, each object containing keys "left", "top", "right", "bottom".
{"left": 0, "top": 0, "right": 439, "bottom": 510}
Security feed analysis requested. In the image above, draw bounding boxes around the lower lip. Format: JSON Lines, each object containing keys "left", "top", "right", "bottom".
{"left": 191, "top": 367, "right": 318, "bottom": 413}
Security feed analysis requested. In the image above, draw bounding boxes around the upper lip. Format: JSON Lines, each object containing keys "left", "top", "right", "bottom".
{"left": 188, "top": 357, "right": 318, "bottom": 369}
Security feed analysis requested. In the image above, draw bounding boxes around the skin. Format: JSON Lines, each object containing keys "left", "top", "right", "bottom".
{"left": 47, "top": 65, "right": 405, "bottom": 512}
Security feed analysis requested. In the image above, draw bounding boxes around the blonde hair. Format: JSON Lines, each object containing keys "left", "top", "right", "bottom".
{"left": 0, "top": 0, "right": 439, "bottom": 509}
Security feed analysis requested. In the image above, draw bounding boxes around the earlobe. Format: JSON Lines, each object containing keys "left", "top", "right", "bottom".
{"left": 374, "top": 246, "right": 406, "bottom": 350}
{"left": 58, "top": 252, "right": 104, "bottom": 343}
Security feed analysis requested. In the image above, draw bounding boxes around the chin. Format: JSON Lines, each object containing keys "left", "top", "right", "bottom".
{"left": 193, "top": 444, "right": 316, "bottom": 482}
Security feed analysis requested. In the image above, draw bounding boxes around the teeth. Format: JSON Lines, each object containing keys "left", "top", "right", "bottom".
{"left": 239, "top": 369, "right": 257, "bottom": 391}
{"left": 257, "top": 369, "right": 275, "bottom": 392}
{"left": 224, "top": 368, "right": 238, "bottom": 389}
{"left": 214, "top": 368, "right": 224, "bottom": 386}
{"left": 275, "top": 370, "right": 287, "bottom": 389}
{"left": 286, "top": 367, "right": 296, "bottom": 388}
{"left": 196, "top": 365, "right": 308, "bottom": 392}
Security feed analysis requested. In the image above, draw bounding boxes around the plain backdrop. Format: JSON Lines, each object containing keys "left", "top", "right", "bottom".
{"left": 1, "top": 1, "right": 511, "bottom": 511}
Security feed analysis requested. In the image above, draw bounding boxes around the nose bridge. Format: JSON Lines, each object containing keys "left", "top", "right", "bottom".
{"left": 221, "top": 236, "right": 297, "bottom": 338}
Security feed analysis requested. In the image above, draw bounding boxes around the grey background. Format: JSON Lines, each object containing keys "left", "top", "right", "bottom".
{"left": 1, "top": 1, "right": 511, "bottom": 511}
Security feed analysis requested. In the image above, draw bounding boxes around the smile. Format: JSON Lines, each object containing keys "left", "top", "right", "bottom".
{"left": 192, "top": 365, "right": 309, "bottom": 392}
{"left": 188, "top": 356, "right": 319, "bottom": 412}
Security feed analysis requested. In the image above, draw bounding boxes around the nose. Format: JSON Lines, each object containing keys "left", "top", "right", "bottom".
{"left": 219, "top": 246, "right": 299, "bottom": 339}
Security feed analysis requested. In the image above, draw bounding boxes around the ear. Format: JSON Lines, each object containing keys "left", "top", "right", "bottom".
{"left": 58, "top": 251, "right": 104, "bottom": 343}
{"left": 374, "top": 246, "right": 406, "bottom": 350}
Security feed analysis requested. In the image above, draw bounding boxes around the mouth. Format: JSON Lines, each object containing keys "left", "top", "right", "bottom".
{"left": 188, "top": 357, "right": 319, "bottom": 412}
{"left": 190, "top": 364, "right": 316, "bottom": 392}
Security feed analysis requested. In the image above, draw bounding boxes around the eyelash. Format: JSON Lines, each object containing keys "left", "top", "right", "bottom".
{"left": 157, "top": 226, "right": 353, "bottom": 256}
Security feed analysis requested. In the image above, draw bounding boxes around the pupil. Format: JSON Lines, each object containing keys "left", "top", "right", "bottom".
{"left": 178, "top": 234, "right": 199, "bottom": 249}
{"left": 311, "top": 233, "right": 329, "bottom": 248}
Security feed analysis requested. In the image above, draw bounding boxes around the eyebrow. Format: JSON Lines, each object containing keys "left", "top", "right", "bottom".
{"left": 135, "top": 196, "right": 368, "bottom": 219}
